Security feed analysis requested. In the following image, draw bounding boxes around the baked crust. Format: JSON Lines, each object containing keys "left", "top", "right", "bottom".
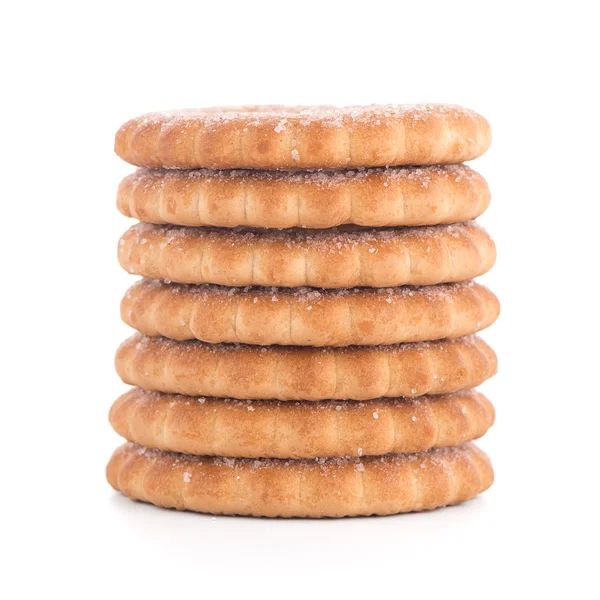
{"left": 115, "top": 334, "right": 497, "bottom": 400}
{"left": 118, "top": 221, "right": 495, "bottom": 288}
{"left": 114, "top": 104, "right": 491, "bottom": 170}
{"left": 109, "top": 388, "right": 494, "bottom": 459}
{"left": 121, "top": 280, "right": 500, "bottom": 346}
{"left": 117, "top": 165, "right": 491, "bottom": 229}
{"left": 106, "top": 442, "right": 493, "bottom": 517}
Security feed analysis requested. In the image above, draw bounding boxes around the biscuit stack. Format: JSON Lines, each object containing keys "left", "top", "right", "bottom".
{"left": 107, "top": 105, "right": 498, "bottom": 518}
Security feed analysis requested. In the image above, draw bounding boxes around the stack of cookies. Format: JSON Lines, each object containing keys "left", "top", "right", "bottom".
{"left": 107, "top": 105, "right": 498, "bottom": 518}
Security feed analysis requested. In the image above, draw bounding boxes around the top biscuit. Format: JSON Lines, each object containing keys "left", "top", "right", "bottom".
{"left": 115, "top": 104, "right": 491, "bottom": 170}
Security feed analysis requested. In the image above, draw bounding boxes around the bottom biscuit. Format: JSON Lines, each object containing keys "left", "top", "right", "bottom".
{"left": 107, "top": 442, "right": 493, "bottom": 518}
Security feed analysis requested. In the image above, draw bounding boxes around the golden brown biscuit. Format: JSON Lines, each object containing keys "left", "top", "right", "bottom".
{"left": 118, "top": 221, "right": 495, "bottom": 288}
{"left": 114, "top": 104, "right": 491, "bottom": 170}
{"left": 121, "top": 280, "right": 500, "bottom": 346}
{"left": 110, "top": 388, "right": 495, "bottom": 458}
{"left": 106, "top": 442, "right": 493, "bottom": 517}
{"left": 117, "top": 165, "right": 491, "bottom": 229}
{"left": 115, "top": 334, "right": 497, "bottom": 400}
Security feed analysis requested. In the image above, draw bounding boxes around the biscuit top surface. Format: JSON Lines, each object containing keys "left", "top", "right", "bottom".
{"left": 127, "top": 163, "right": 479, "bottom": 186}
{"left": 127, "top": 219, "right": 484, "bottom": 242}
{"left": 128, "top": 279, "right": 478, "bottom": 298}
{"left": 128, "top": 103, "right": 481, "bottom": 126}
{"left": 129, "top": 441, "right": 478, "bottom": 470}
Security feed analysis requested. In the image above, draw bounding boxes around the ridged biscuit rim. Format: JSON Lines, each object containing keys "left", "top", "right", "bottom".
{"left": 121, "top": 279, "right": 500, "bottom": 346}
{"left": 117, "top": 164, "right": 491, "bottom": 229}
{"left": 115, "top": 334, "right": 497, "bottom": 400}
{"left": 114, "top": 104, "right": 491, "bottom": 170}
{"left": 118, "top": 221, "right": 496, "bottom": 288}
{"left": 109, "top": 388, "right": 495, "bottom": 458}
{"left": 106, "top": 442, "right": 493, "bottom": 517}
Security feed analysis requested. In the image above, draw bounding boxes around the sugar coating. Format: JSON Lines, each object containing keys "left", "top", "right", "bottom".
{"left": 129, "top": 278, "right": 477, "bottom": 304}
{"left": 126, "top": 163, "right": 479, "bottom": 189}
{"left": 128, "top": 387, "right": 477, "bottom": 409}
{"left": 125, "top": 331, "right": 482, "bottom": 356}
{"left": 134, "top": 104, "right": 480, "bottom": 130}
{"left": 126, "top": 220, "right": 484, "bottom": 251}
{"left": 127, "top": 441, "right": 477, "bottom": 475}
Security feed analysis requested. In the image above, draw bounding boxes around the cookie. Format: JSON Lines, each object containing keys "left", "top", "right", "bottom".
{"left": 114, "top": 104, "right": 491, "bottom": 170}
{"left": 117, "top": 165, "right": 490, "bottom": 229}
{"left": 118, "top": 221, "right": 495, "bottom": 288}
{"left": 115, "top": 334, "right": 497, "bottom": 400}
{"left": 109, "top": 388, "right": 494, "bottom": 459}
{"left": 121, "top": 280, "right": 500, "bottom": 346}
{"left": 106, "top": 442, "right": 493, "bottom": 517}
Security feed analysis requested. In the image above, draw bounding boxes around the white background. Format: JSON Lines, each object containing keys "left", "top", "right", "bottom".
{"left": 3, "top": 1, "right": 599, "bottom": 598}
